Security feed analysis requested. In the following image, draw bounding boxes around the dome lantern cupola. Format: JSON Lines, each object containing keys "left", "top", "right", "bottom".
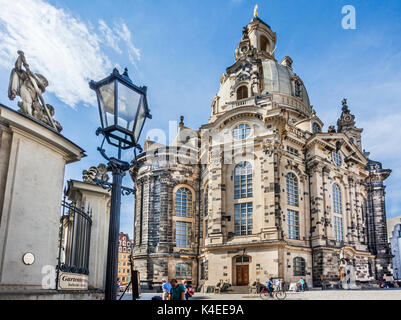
{"left": 234, "top": 8, "right": 277, "bottom": 61}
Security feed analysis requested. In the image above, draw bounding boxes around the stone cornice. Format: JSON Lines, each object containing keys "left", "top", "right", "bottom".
{"left": 0, "top": 104, "right": 85, "bottom": 163}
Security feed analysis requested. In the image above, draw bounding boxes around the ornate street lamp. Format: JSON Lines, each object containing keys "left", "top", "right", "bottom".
{"left": 89, "top": 68, "right": 151, "bottom": 300}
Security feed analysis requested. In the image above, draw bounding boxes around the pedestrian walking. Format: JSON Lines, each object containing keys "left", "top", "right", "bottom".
{"left": 182, "top": 280, "right": 194, "bottom": 300}
{"left": 299, "top": 278, "right": 305, "bottom": 292}
{"left": 169, "top": 279, "right": 185, "bottom": 300}
{"left": 161, "top": 278, "right": 171, "bottom": 300}
{"left": 266, "top": 278, "right": 274, "bottom": 297}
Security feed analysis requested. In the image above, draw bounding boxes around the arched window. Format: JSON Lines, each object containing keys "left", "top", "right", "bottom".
{"left": 286, "top": 173, "right": 299, "bottom": 206}
{"left": 233, "top": 123, "right": 251, "bottom": 140}
{"left": 293, "top": 257, "right": 306, "bottom": 276}
{"left": 234, "top": 162, "right": 253, "bottom": 199}
{"left": 332, "top": 184, "right": 342, "bottom": 214}
{"left": 237, "top": 85, "right": 248, "bottom": 100}
{"left": 151, "top": 180, "right": 161, "bottom": 246}
{"left": 204, "top": 186, "right": 209, "bottom": 216}
{"left": 260, "top": 35, "right": 270, "bottom": 52}
{"left": 312, "top": 123, "right": 321, "bottom": 134}
{"left": 176, "top": 187, "right": 193, "bottom": 217}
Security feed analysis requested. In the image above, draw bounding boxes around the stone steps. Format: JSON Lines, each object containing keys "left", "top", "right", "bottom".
{"left": 225, "top": 286, "right": 250, "bottom": 294}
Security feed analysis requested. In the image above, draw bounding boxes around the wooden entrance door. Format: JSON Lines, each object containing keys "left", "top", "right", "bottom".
{"left": 236, "top": 265, "right": 249, "bottom": 286}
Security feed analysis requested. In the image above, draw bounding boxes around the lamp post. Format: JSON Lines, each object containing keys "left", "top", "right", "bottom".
{"left": 89, "top": 68, "right": 151, "bottom": 300}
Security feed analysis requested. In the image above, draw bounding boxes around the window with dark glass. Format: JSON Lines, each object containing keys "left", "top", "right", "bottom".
{"left": 293, "top": 257, "right": 306, "bottom": 276}
{"left": 176, "top": 263, "right": 192, "bottom": 278}
{"left": 233, "top": 123, "right": 251, "bottom": 140}
{"left": 288, "top": 210, "right": 300, "bottom": 240}
{"left": 260, "top": 35, "right": 270, "bottom": 52}
{"left": 312, "top": 123, "right": 321, "bottom": 134}
{"left": 234, "top": 162, "right": 253, "bottom": 199}
{"left": 204, "top": 186, "right": 209, "bottom": 216}
{"left": 234, "top": 203, "right": 253, "bottom": 236}
{"left": 175, "top": 187, "right": 193, "bottom": 217}
{"left": 286, "top": 173, "right": 299, "bottom": 206}
{"left": 200, "top": 261, "right": 206, "bottom": 280}
{"left": 332, "top": 152, "right": 342, "bottom": 167}
{"left": 287, "top": 146, "right": 299, "bottom": 156}
{"left": 175, "top": 221, "right": 191, "bottom": 248}
{"left": 236, "top": 256, "right": 250, "bottom": 263}
{"left": 332, "top": 184, "right": 342, "bottom": 214}
{"left": 334, "top": 216, "right": 343, "bottom": 242}
{"left": 295, "top": 81, "right": 302, "bottom": 98}
{"left": 237, "top": 85, "right": 248, "bottom": 100}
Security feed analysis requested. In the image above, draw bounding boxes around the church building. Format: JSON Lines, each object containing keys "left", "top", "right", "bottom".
{"left": 131, "top": 14, "right": 393, "bottom": 289}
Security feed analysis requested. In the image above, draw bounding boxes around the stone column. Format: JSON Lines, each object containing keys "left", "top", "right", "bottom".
{"left": 0, "top": 105, "right": 84, "bottom": 291}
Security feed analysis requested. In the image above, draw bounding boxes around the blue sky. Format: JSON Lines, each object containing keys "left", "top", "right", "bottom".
{"left": 0, "top": 0, "right": 401, "bottom": 238}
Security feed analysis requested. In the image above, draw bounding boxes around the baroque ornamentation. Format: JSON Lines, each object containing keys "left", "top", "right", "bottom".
{"left": 8, "top": 51, "right": 62, "bottom": 132}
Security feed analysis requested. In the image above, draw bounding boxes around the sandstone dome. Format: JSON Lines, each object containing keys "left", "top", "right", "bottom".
{"left": 261, "top": 59, "right": 310, "bottom": 108}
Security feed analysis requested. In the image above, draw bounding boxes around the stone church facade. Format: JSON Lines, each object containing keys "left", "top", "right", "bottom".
{"left": 130, "top": 17, "right": 393, "bottom": 289}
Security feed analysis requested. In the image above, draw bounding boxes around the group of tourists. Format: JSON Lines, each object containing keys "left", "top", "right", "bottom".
{"left": 265, "top": 278, "right": 285, "bottom": 297}
{"left": 265, "top": 277, "right": 306, "bottom": 296}
{"left": 161, "top": 279, "right": 194, "bottom": 300}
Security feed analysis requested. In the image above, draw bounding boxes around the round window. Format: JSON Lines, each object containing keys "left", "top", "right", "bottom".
{"left": 233, "top": 124, "right": 251, "bottom": 140}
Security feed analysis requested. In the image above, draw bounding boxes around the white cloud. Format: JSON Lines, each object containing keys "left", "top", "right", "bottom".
{"left": 0, "top": 0, "right": 141, "bottom": 108}
{"left": 115, "top": 21, "right": 141, "bottom": 66}
{"left": 98, "top": 19, "right": 122, "bottom": 54}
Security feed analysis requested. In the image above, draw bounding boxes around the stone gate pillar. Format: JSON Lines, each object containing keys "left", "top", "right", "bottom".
{"left": 66, "top": 180, "right": 110, "bottom": 290}
{"left": 0, "top": 105, "right": 84, "bottom": 293}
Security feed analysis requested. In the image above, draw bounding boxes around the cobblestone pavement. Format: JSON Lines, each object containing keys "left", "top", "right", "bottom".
{"left": 121, "top": 288, "right": 401, "bottom": 300}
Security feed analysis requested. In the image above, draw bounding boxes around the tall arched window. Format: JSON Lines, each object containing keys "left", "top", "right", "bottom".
{"left": 234, "top": 162, "right": 253, "bottom": 199}
{"left": 204, "top": 186, "right": 209, "bottom": 216}
{"left": 151, "top": 180, "right": 161, "bottom": 246}
{"left": 286, "top": 173, "right": 299, "bottom": 206}
{"left": 293, "top": 257, "right": 306, "bottom": 276}
{"left": 176, "top": 187, "right": 193, "bottom": 217}
{"left": 332, "top": 184, "right": 342, "bottom": 214}
{"left": 237, "top": 85, "right": 248, "bottom": 100}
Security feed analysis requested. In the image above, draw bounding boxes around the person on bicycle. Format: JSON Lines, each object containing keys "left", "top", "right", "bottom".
{"left": 266, "top": 278, "right": 274, "bottom": 297}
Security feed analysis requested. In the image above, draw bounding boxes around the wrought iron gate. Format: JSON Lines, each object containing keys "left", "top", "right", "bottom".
{"left": 56, "top": 190, "right": 92, "bottom": 289}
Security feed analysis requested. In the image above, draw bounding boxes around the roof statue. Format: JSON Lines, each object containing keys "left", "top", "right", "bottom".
{"left": 82, "top": 164, "right": 109, "bottom": 184}
{"left": 254, "top": 4, "right": 259, "bottom": 17}
{"left": 8, "top": 51, "right": 62, "bottom": 132}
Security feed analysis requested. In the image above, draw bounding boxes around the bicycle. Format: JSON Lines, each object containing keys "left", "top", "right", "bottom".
{"left": 259, "top": 285, "right": 287, "bottom": 300}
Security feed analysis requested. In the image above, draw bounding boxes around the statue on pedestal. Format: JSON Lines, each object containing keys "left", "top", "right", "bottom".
{"left": 8, "top": 51, "right": 62, "bottom": 132}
